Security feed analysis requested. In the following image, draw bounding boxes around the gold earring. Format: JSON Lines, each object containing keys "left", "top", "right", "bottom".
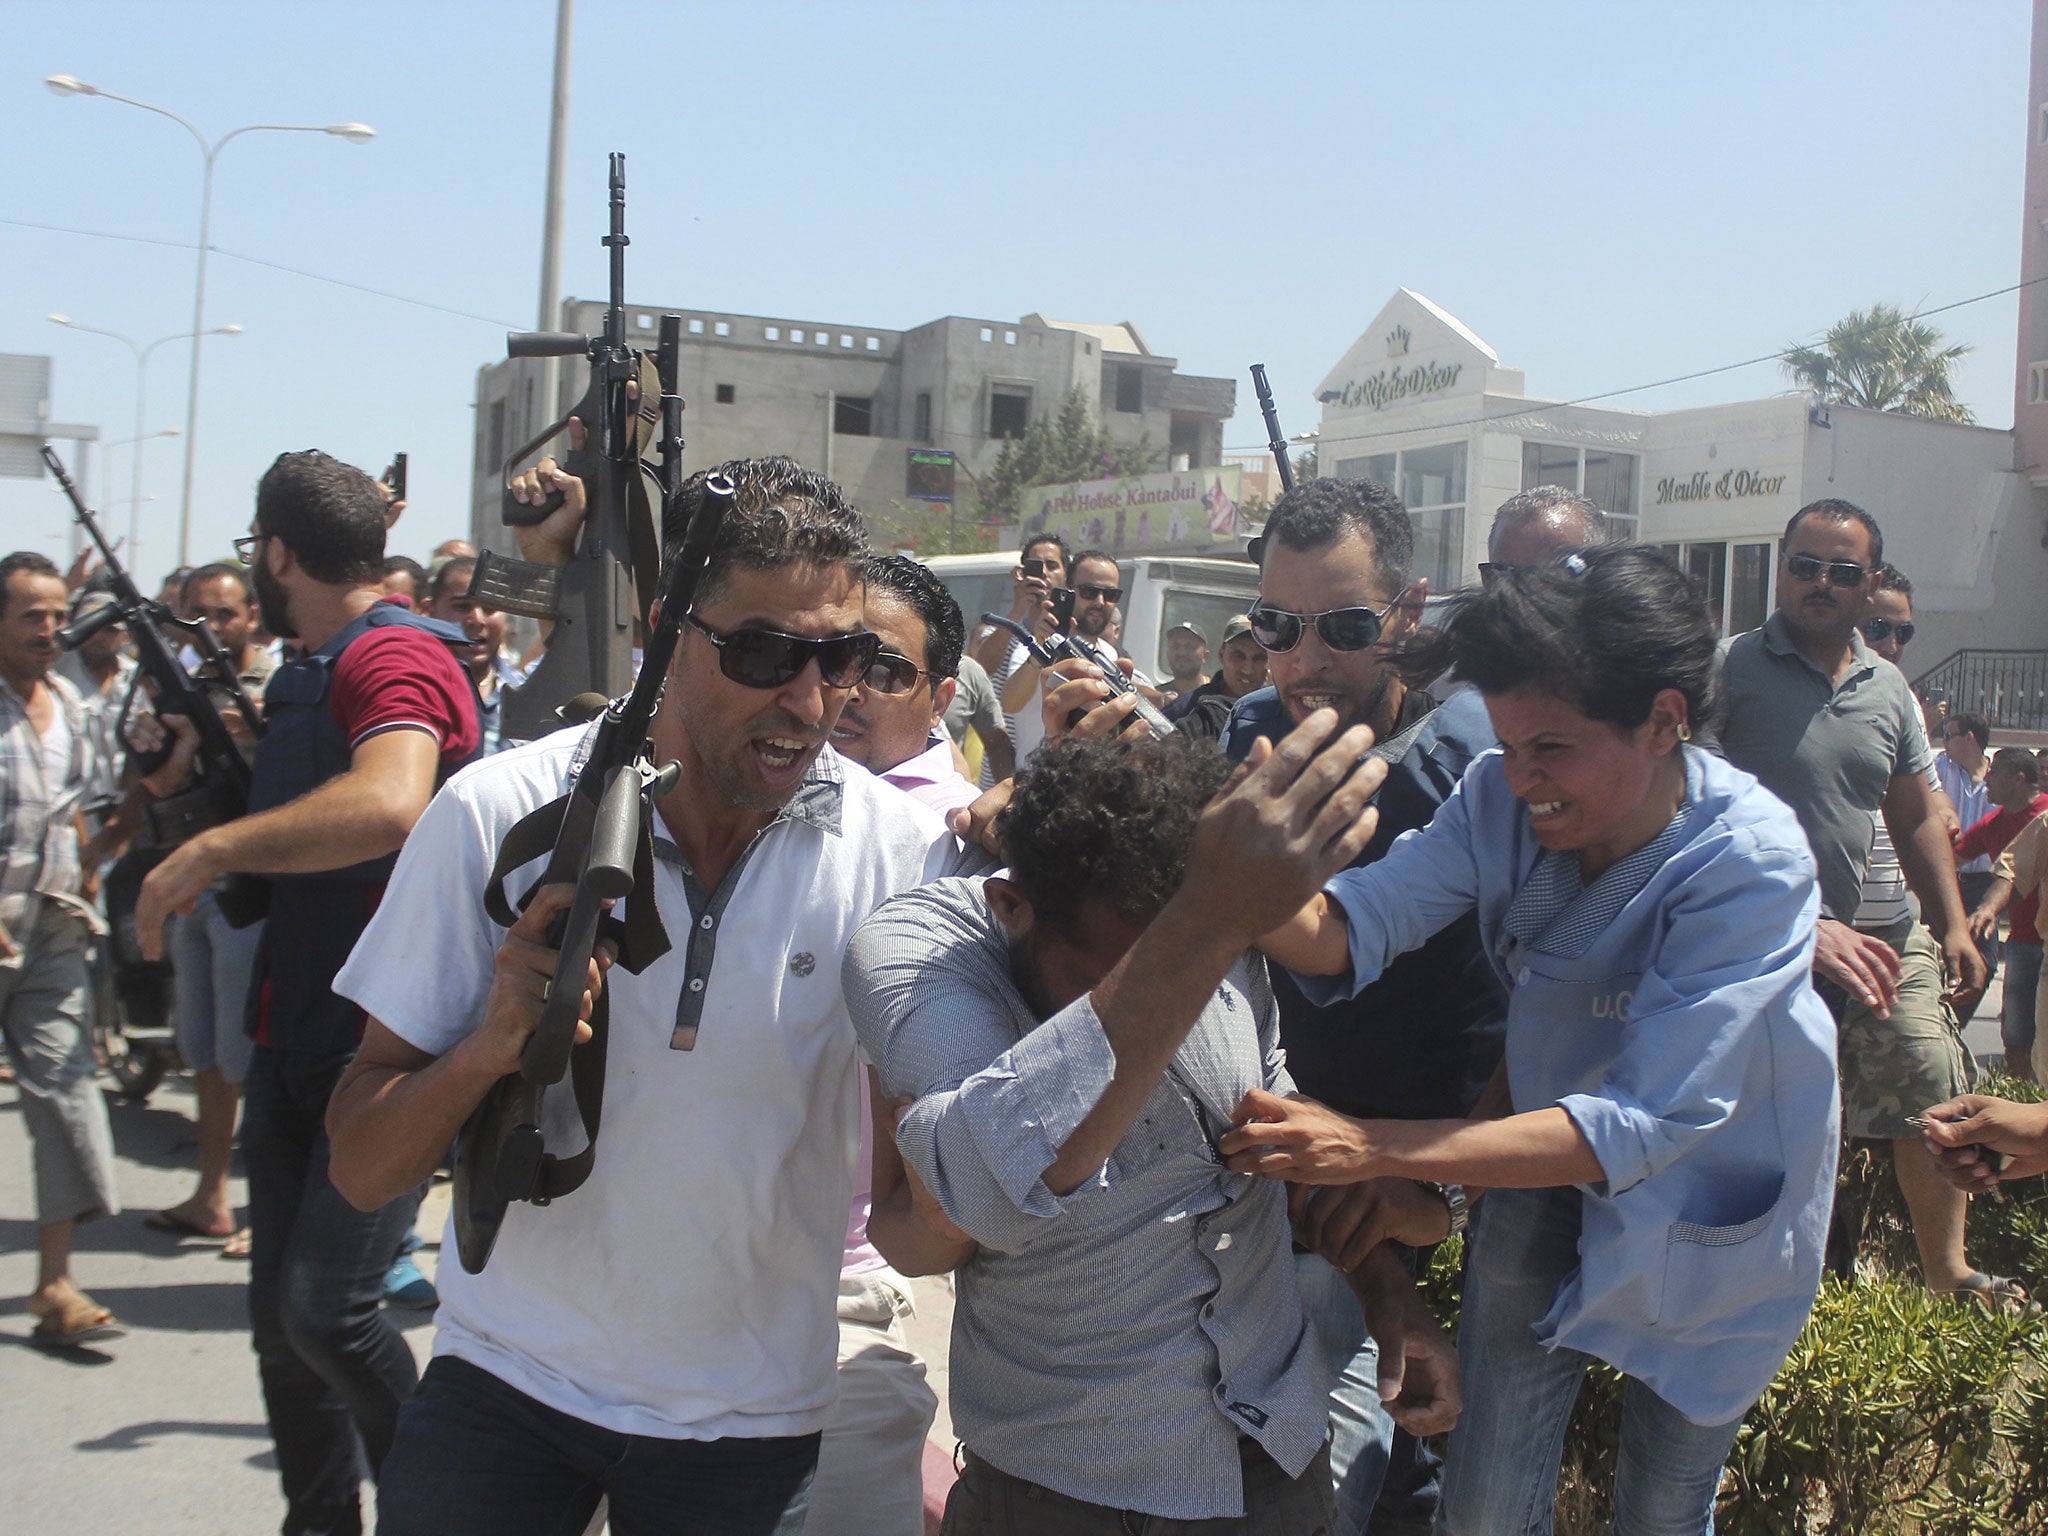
{"left": 1677, "top": 723, "right": 1692, "bottom": 743}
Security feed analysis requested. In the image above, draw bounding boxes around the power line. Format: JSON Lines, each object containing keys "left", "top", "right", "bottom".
{"left": 1225, "top": 274, "right": 2046, "bottom": 453}
{"left": 1, "top": 215, "right": 521, "bottom": 329}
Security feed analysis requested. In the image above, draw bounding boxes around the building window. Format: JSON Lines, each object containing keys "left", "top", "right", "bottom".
{"left": 1520, "top": 441, "right": 1639, "bottom": 540}
{"left": 834, "top": 396, "right": 873, "bottom": 437}
{"left": 866, "top": 336, "right": 880, "bottom": 351}
{"left": 765, "top": 326, "right": 781, "bottom": 341}
{"left": 1334, "top": 443, "right": 1467, "bottom": 591}
{"left": 714, "top": 321, "right": 730, "bottom": 337}
{"left": 815, "top": 332, "right": 828, "bottom": 346}
{"left": 689, "top": 318, "right": 705, "bottom": 334}
{"left": 914, "top": 392, "right": 933, "bottom": 445}
{"left": 1655, "top": 539, "right": 1770, "bottom": 636}
{"left": 636, "top": 312, "right": 655, "bottom": 331}
{"left": 791, "top": 329, "right": 805, "bottom": 343}
{"left": 989, "top": 386, "right": 1031, "bottom": 440}
{"left": 980, "top": 326, "right": 994, "bottom": 343}
{"left": 1004, "top": 329, "right": 1016, "bottom": 345}
{"left": 2030, "top": 361, "right": 2048, "bottom": 406}
{"left": 486, "top": 400, "right": 506, "bottom": 473}
{"left": 715, "top": 383, "right": 736, "bottom": 405}
{"left": 1730, "top": 542, "right": 1771, "bottom": 635}
{"left": 1115, "top": 364, "right": 1143, "bottom": 414}
{"left": 841, "top": 334, "right": 853, "bottom": 348}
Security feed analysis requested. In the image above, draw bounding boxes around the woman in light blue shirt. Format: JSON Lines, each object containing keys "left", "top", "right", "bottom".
{"left": 1223, "top": 545, "right": 1838, "bottom": 1536}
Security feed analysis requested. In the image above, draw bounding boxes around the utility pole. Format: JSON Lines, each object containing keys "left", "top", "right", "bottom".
{"left": 537, "top": 0, "right": 574, "bottom": 431}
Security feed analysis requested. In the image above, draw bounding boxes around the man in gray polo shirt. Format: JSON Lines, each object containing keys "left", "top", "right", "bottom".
{"left": 1721, "top": 499, "right": 1995, "bottom": 1304}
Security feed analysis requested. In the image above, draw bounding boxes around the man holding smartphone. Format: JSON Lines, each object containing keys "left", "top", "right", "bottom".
{"left": 968, "top": 534, "right": 1068, "bottom": 785}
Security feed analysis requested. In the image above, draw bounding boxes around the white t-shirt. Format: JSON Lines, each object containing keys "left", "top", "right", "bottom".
{"left": 333, "top": 727, "right": 953, "bottom": 1440}
{"left": 984, "top": 634, "right": 1120, "bottom": 788}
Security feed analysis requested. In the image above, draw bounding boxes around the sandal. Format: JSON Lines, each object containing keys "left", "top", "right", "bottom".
{"left": 220, "top": 1227, "right": 253, "bottom": 1260}
{"left": 1946, "top": 1272, "right": 2040, "bottom": 1315}
{"left": 27, "top": 1292, "right": 127, "bottom": 1348}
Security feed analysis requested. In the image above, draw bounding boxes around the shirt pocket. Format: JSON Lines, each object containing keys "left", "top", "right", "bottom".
{"left": 1656, "top": 1171, "right": 1789, "bottom": 1331}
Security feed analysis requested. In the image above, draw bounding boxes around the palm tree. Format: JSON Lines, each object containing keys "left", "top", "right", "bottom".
{"left": 1782, "top": 303, "right": 1974, "bottom": 423}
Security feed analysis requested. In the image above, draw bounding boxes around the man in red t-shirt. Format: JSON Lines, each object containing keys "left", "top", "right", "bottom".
{"left": 136, "top": 449, "right": 478, "bottom": 1536}
{"left": 1960, "top": 748, "right": 2048, "bottom": 1081}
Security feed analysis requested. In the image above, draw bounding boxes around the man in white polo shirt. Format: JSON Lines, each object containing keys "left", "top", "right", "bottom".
{"left": 323, "top": 457, "right": 954, "bottom": 1536}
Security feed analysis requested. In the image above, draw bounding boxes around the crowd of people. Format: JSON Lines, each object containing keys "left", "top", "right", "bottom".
{"left": 4, "top": 433, "right": 2047, "bottom": 1536}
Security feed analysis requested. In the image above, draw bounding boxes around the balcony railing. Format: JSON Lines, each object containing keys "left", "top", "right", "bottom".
{"left": 1912, "top": 649, "right": 2048, "bottom": 734}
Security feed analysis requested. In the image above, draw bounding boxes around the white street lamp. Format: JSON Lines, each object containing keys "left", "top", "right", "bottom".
{"left": 46, "top": 75, "right": 372, "bottom": 562}
{"left": 48, "top": 313, "right": 240, "bottom": 570}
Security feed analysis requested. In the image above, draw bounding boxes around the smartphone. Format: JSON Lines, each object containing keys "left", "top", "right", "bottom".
{"left": 1050, "top": 586, "right": 1076, "bottom": 634}
{"left": 383, "top": 452, "right": 408, "bottom": 504}
{"left": 1021, "top": 556, "right": 1048, "bottom": 578}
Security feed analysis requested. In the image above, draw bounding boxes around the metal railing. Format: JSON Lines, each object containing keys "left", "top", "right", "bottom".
{"left": 1912, "top": 650, "right": 2048, "bottom": 734}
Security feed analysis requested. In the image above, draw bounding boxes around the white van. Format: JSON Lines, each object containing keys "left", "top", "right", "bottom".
{"left": 919, "top": 551, "right": 1261, "bottom": 684}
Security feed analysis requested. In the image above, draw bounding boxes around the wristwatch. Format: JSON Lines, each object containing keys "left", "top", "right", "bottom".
{"left": 1427, "top": 1181, "right": 1469, "bottom": 1238}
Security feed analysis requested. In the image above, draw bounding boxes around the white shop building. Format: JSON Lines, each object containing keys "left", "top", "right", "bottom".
{"left": 1311, "top": 290, "right": 2045, "bottom": 674}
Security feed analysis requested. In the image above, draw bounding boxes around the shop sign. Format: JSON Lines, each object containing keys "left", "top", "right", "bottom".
{"left": 1653, "top": 467, "right": 1789, "bottom": 505}
{"left": 1323, "top": 359, "right": 1464, "bottom": 412}
{"left": 1017, "top": 464, "right": 1242, "bottom": 555}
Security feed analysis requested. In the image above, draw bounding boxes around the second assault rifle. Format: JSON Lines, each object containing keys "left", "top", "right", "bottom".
{"left": 473, "top": 151, "right": 663, "bottom": 745}
{"left": 979, "top": 611, "right": 1178, "bottom": 740}
{"left": 451, "top": 314, "right": 731, "bottom": 1274}
{"left": 42, "top": 446, "right": 268, "bottom": 922}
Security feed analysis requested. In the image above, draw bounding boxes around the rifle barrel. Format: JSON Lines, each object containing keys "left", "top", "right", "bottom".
{"left": 1250, "top": 364, "right": 1296, "bottom": 496}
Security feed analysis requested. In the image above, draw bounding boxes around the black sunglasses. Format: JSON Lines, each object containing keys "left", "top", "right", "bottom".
{"left": 684, "top": 613, "right": 880, "bottom": 690}
{"left": 858, "top": 651, "right": 929, "bottom": 696}
{"left": 1860, "top": 617, "right": 1915, "bottom": 646}
{"left": 233, "top": 533, "right": 265, "bottom": 566}
{"left": 1247, "top": 589, "right": 1411, "bottom": 654}
{"left": 1785, "top": 552, "right": 1870, "bottom": 588}
{"left": 1075, "top": 582, "right": 1123, "bottom": 604}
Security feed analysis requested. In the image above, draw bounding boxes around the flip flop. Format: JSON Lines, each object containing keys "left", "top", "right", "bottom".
{"left": 28, "top": 1297, "right": 127, "bottom": 1349}
{"left": 220, "top": 1227, "right": 252, "bottom": 1260}
{"left": 1947, "top": 1272, "right": 2041, "bottom": 1315}
{"left": 144, "top": 1209, "right": 236, "bottom": 1241}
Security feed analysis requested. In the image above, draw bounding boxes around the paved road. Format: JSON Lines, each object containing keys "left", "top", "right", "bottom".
{"left": 0, "top": 975, "right": 2008, "bottom": 1534}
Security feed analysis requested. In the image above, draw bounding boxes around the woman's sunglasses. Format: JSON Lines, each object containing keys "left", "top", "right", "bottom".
{"left": 684, "top": 613, "right": 881, "bottom": 689}
{"left": 1246, "top": 589, "right": 1410, "bottom": 654}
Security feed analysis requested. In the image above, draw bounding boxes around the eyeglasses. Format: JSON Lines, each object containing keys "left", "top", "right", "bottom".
{"left": 1075, "top": 582, "right": 1123, "bottom": 604}
{"left": 1785, "top": 552, "right": 1871, "bottom": 588}
{"left": 1476, "top": 562, "right": 1516, "bottom": 590}
{"left": 1247, "top": 589, "right": 1411, "bottom": 654}
{"left": 684, "top": 612, "right": 880, "bottom": 690}
{"left": 233, "top": 533, "right": 265, "bottom": 566}
{"left": 857, "top": 651, "right": 929, "bottom": 696}
{"left": 1860, "top": 617, "right": 1915, "bottom": 646}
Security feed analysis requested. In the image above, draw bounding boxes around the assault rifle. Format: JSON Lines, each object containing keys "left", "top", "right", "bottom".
{"left": 42, "top": 446, "right": 268, "bottom": 919}
{"left": 474, "top": 151, "right": 663, "bottom": 744}
{"left": 452, "top": 315, "right": 730, "bottom": 1274}
{"left": 978, "top": 612, "right": 1178, "bottom": 740}
{"left": 1250, "top": 363, "right": 1296, "bottom": 497}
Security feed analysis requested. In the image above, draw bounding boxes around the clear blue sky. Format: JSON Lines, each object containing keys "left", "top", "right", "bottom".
{"left": 3, "top": 0, "right": 2031, "bottom": 585}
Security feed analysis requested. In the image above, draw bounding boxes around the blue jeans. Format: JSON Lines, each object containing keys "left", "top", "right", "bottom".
{"left": 1295, "top": 1249, "right": 1442, "bottom": 1535}
{"left": 379, "top": 1356, "right": 819, "bottom": 1536}
{"left": 1436, "top": 1187, "right": 1743, "bottom": 1536}
{"left": 2003, "top": 941, "right": 2042, "bottom": 1070}
{"left": 243, "top": 1045, "right": 422, "bottom": 1536}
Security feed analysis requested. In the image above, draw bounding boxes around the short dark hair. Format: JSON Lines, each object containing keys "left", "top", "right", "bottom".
{"left": 1021, "top": 532, "right": 1071, "bottom": 569}
{"left": 182, "top": 561, "right": 252, "bottom": 606}
{"left": 1785, "top": 498, "right": 1883, "bottom": 570}
{"left": 0, "top": 551, "right": 62, "bottom": 618}
{"left": 1995, "top": 746, "right": 2041, "bottom": 785}
{"left": 1876, "top": 563, "right": 1912, "bottom": 598}
{"left": 997, "top": 735, "right": 1233, "bottom": 933}
{"left": 255, "top": 450, "right": 388, "bottom": 584}
{"left": 1488, "top": 485, "right": 1609, "bottom": 553}
{"left": 662, "top": 456, "right": 869, "bottom": 608}
{"left": 864, "top": 555, "right": 965, "bottom": 680}
{"left": 1406, "top": 544, "right": 1722, "bottom": 734}
{"left": 1945, "top": 711, "right": 1991, "bottom": 752}
{"left": 1071, "top": 548, "right": 1119, "bottom": 580}
{"left": 1259, "top": 477, "right": 1414, "bottom": 594}
{"left": 381, "top": 555, "right": 426, "bottom": 593}
{"left": 429, "top": 555, "right": 479, "bottom": 603}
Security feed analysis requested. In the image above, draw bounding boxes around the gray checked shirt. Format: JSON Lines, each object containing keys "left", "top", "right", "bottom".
{"left": 843, "top": 876, "right": 1332, "bottom": 1521}
{"left": 0, "top": 671, "right": 93, "bottom": 916}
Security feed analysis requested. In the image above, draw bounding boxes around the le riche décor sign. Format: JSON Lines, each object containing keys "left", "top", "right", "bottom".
{"left": 1652, "top": 466, "right": 1790, "bottom": 506}
{"left": 1323, "top": 324, "right": 1465, "bottom": 411}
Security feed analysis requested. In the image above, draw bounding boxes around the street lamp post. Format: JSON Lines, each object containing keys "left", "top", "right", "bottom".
{"left": 45, "top": 75, "right": 372, "bottom": 564}
{"left": 48, "top": 314, "right": 238, "bottom": 571}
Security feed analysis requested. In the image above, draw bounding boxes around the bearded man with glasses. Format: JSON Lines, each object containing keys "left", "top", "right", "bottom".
{"left": 324, "top": 457, "right": 959, "bottom": 1536}
{"left": 1721, "top": 502, "right": 2006, "bottom": 1310}
{"left": 1217, "top": 477, "right": 1505, "bottom": 1536}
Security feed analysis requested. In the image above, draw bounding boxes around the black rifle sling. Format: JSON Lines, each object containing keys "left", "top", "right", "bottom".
{"left": 481, "top": 783, "right": 673, "bottom": 1199}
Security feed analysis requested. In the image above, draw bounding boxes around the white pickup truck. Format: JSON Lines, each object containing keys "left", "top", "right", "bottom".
{"left": 920, "top": 551, "right": 1261, "bottom": 684}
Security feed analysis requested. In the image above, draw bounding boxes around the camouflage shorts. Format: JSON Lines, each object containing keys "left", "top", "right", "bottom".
{"left": 1836, "top": 919, "right": 1974, "bottom": 1140}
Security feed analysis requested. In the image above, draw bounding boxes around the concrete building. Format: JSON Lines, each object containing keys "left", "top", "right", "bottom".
{"left": 1308, "top": 288, "right": 2046, "bottom": 719}
{"left": 470, "top": 304, "right": 1234, "bottom": 550}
